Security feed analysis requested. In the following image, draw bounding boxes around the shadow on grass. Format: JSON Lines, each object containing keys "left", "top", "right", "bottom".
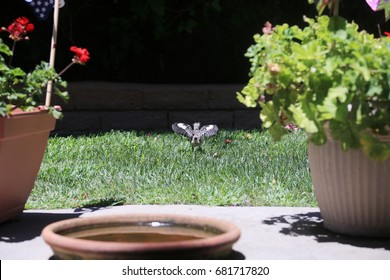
{"left": 76, "top": 198, "right": 125, "bottom": 209}
{"left": 263, "top": 212, "right": 390, "bottom": 251}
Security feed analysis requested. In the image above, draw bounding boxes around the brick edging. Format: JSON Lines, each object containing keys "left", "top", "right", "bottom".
{"left": 53, "top": 81, "right": 261, "bottom": 134}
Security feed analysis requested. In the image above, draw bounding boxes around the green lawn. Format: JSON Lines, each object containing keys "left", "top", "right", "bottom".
{"left": 27, "top": 129, "right": 316, "bottom": 209}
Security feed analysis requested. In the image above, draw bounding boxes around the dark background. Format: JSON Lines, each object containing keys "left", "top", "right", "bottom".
{"left": 1, "top": 0, "right": 389, "bottom": 83}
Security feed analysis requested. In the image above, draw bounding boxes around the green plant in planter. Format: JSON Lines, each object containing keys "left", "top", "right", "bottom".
{"left": 0, "top": 16, "right": 90, "bottom": 118}
{"left": 237, "top": 15, "right": 390, "bottom": 161}
{"left": 0, "top": 40, "right": 67, "bottom": 118}
{"left": 0, "top": 11, "right": 91, "bottom": 224}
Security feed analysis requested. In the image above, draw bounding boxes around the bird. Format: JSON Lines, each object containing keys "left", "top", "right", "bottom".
{"left": 172, "top": 122, "right": 219, "bottom": 150}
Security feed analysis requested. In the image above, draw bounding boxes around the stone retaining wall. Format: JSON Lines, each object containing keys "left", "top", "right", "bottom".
{"left": 53, "top": 81, "right": 262, "bottom": 134}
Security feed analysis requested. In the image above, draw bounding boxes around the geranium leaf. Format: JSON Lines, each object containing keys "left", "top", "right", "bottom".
{"left": 329, "top": 121, "right": 361, "bottom": 149}
{"left": 328, "top": 16, "right": 347, "bottom": 31}
{"left": 260, "top": 101, "right": 279, "bottom": 128}
{"left": 237, "top": 80, "right": 259, "bottom": 108}
{"left": 360, "top": 134, "right": 390, "bottom": 161}
{"left": 0, "top": 41, "right": 11, "bottom": 56}
{"left": 317, "top": 87, "right": 348, "bottom": 120}
{"left": 288, "top": 104, "right": 318, "bottom": 133}
{"left": 268, "top": 122, "right": 288, "bottom": 141}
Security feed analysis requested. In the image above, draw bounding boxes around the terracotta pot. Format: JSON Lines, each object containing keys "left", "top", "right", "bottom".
{"left": 0, "top": 109, "right": 56, "bottom": 223}
{"left": 42, "top": 213, "right": 241, "bottom": 260}
{"left": 308, "top": 133, "right": 390, "bottom": 237}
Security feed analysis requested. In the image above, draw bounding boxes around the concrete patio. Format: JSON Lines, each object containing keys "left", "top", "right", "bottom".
{"left": 0, "top": 205, "right": 389, "bottom": 260}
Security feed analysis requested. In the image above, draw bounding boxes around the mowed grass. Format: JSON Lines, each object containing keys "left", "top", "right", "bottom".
{"left": 27, "top": 130, "right": 317, "bottom": 209}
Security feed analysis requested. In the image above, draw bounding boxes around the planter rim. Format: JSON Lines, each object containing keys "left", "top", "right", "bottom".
{"left": 0, "top": 106, "right": 60, "bottom": 119}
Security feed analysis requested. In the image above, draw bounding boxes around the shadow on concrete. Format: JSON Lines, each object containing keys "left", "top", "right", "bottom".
{"left": 0, "top": 212, "right": 81, "bottom": 243}
{"left": 263, "top": 211, "right": 390, "bottom": 251}
{"left": 0, "top": 207, "right": 110, "bottom": 244}
{"left": 225, "top": 250, "right": 246, "bottom": 260}
{"left": 48, "top": 250, "right": 246, "bottom": 260}
{"left": 1, "top": 208, "right": 246, "bottom": 260}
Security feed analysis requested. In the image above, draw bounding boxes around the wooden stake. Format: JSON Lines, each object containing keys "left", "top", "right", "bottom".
{"left": 45, "top": 0, "right": 60, "bottom": 107}
{"left": 333, "top": 0, "right": 340, "bottom": 16}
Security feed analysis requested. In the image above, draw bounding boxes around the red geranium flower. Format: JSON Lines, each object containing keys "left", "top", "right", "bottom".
{"left": 384, "top": 31, "right": 390, "bottom": 38}
{"left": 70, "top": 46, "right": 90, "bottom": 64}
{"left": 59, "top": 46, "right": 91, "bottom": 76}
{"left": 1, "top": 16, "right": 34, "bottom": 41}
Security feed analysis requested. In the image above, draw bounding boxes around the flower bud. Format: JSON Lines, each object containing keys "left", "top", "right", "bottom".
{"left": 262, "top": 21, "right": 273, "bottom": 35}
{"left": 268, "top": 63, "right": 280, "bottom": 75}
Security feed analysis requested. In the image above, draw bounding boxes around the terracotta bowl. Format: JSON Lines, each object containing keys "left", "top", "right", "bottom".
{"left": 41, "top": 213, "right": 241, "bottom": 260}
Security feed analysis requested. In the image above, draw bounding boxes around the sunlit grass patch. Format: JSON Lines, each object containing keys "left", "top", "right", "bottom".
{"left": 28, "top": 130, "right": 316, "bottom": 209}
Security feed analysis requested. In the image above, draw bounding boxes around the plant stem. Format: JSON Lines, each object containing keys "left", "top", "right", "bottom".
{"left": 58, "top": 62, "right": 75, "bottom": 76}
{"left": 8, "top": 41, "right": 16, "bottom": 67}
{"left": 377, "top": 24, "right": 382, "bottom": 37}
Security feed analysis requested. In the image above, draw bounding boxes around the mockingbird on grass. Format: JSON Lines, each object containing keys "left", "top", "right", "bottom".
{"left": 172, "top": 122, "right": 219, "bottom": 150}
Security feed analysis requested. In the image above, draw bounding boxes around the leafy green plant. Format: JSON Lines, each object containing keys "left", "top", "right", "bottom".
{"left": 0, "top": 16, "right": 89, "bottom": 118}
{"left": 237, "top": 15, "right": 390, "bottom": 161}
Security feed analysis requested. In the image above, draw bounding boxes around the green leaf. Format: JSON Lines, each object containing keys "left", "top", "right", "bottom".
{"left": 328, "top": 16, "right": 347, "bottom": 32}
{"left": 237, "top": 81, "right": 259, "bottom": 108}
{"left": 355, "top": 104, "right": 363, "bottom": 124}
{"left": 352, "top": 64, "right": 371, "bottom": 82}
{"left": 385, "top": 6, "right": 390, "bottom": 21}
{"left": 329, "top": 121, "right": 361, "bottom": 150}
{"left": 0, "top": 105, "right": 6, "bottom": 117}
{"left": 288, "top": 104, "right": 318, "bottom": 133}
{"left": 360, "top": 134, "right": 390, "bottom": 161}
{"left": 308, "top": 0, "right": 329, "bottom": 15}
{"left": 54, "top": 89, "right": 69, "bottom": 102}
{"left": 366, "top": 85, "right": 383, "bottom": 97}
{"left": 290, "top": 41, "right": 319, "bottom": 61}
{"left": 309, "top": 128, "right": 327, "bottom": 145}
{"left": 317, "top": 87, "right": 348, "bottom": 120}
{"left": 268, "top": 122, "right": 288, "bottom": 141}
{"left": 9, "top": 67, "right": 26, "bottom": 77}
{"left": 260, "top": 101, "right": 279, "bottom": 128}
{"left": 308, "top": 73, "right": 332, "bottom": 103}
{"left": 49, "top": 107, "right": 63, "bottom": 120}
{"left": 0, "top": 42, "right": 11, "bottom": 56}
{"left": 237, "top": 93, "right": 257, "bottom": 108}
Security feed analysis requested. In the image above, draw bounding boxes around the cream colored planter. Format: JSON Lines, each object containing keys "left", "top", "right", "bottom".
{"left": 308, "top": 135, "right": 390, "bottom": 237}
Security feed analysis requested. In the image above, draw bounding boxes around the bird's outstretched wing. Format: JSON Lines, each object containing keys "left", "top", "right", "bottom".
{"left": 200, "top": 124, "right": 218, "bottom": 138}
{"left": 172, "top": 123, "right": 193, "bottom": 138}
